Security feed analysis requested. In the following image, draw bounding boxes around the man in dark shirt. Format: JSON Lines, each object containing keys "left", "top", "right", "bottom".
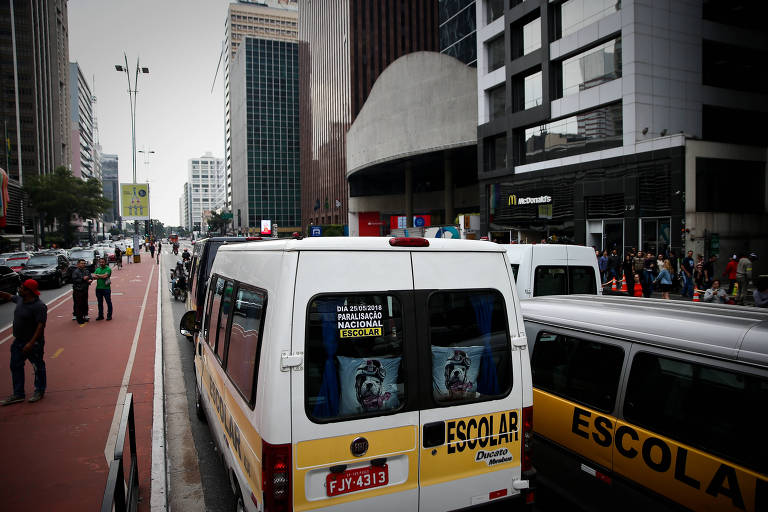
{"left": 0, "top": 279, "right": 47, "bottom": 405}
{"left": 681, "top": 250, "right": 695, "bottom": 298}
{"left": 71, "top": 259, "right": 93, "bottom": 324}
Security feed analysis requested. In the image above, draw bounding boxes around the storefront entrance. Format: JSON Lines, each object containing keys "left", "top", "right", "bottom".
{"left": 640, "top": 217, "right": 671, "bottom": 257}
{"left": 586, "top": 219, "right": 624, "bottom": 255}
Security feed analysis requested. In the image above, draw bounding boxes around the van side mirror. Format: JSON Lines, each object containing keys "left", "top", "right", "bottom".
{"left": 179, "top": 310, "right": 198, "bottom": 340}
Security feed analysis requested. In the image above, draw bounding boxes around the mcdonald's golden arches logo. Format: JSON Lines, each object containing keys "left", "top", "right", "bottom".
{"left": 508, "top": 194, "right": 517, "bottom": 206}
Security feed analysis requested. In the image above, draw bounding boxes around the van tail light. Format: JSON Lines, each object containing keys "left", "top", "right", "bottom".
{"left": 389, "top": 237, "right": 429, "bottom": 247}
{"left": 262, "top": 440, "right": 292, "bottom": 512}
{"left": 522, "top": 406, "right": 533, "bottom": 472}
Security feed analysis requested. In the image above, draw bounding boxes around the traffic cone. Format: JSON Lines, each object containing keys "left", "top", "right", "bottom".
{"left": 611, "top": 278, "right": 617, "bottom": 291}
{"left": 620, "top": 276, "right": 628, "bottom": 293}
{"left": 693, "top": 289, "right": 701, "bottom": 302}
{"left": 633, "top": 280, "right": 643, "bottom": 297}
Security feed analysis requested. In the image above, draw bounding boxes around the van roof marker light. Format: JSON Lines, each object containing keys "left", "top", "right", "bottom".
{"left": 389, "top": 237, "right": 430, "bottom": 247}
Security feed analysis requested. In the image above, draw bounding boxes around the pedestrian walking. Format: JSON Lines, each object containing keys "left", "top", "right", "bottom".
{"left": 622, "top": 254, "right": 635, "bottom": 292}
{"left": 722, "top": 254, "right": 738, "bottom": 295}
{"left": 694, "top": 254, "right": 705, "bottom": 291}
{"left": 653, "top": 259, "right": 673, "bottom": 300}
{"left": 702, "top": 279, "right": 728, "bottom": 304}
{"left": 71, "top": 259, "right": 93, "bottom": 324}
{"left": 681, "top": 250, "right": 695, "bottom": 298}
{"left": 735, "top": 252, "right": 757, "bottom": 305}
{"left": 703, "top": 255, "right": 717, "bottom": 289}
{"left": 641, "top": 252, "right": 656, "bottom": 298}
{"left": 126, "top": 245, "right": 133, "bottom": 264}
{"left": 156, "top": 241, "right": 162, "bottom": 264}
{"left": 607, "top": 249, "right": 620, "bottom": 283}
{"left": 0, "top": 279, "right": 47, "bottom": 405}
{"left": 93, "top": 258, "right": 113, "bottom": 321}
{"left": 149, "top": 242, "right": 155, "bottom": 259}
{"left": 114, "top": 246, "right": 123, "bottom": 269}
{"left": 598, "top": 250, "right": 608, "bottom": 283}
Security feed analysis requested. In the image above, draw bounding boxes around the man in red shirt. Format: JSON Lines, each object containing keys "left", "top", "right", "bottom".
{"left": 722, "top": 254, "right": 738, "bottom": 295}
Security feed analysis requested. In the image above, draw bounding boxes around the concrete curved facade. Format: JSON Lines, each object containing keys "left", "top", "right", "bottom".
{"left": 346, "top": 51, "right": 477, "bottom": 177}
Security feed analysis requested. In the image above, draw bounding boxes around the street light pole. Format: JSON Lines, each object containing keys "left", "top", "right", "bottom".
{"left": 115, "top": 54, "right": 149, "bottom": 256}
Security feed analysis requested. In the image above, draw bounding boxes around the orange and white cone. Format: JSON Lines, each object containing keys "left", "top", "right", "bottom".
{"left": 611, "top": 278, "right": 617, "bottom": 291}
{"left": 620, "top": 276, "right": 628, "bottom": 293}
{"left": 693, "top": 289, "right": 701, "bottom": 302}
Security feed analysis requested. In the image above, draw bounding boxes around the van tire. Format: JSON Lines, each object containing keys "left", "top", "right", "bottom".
{"left": 195, "top": 384, "right": 206, "bottom": 423}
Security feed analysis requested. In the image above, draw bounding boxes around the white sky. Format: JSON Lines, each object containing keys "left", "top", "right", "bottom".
{"left": 68, "top": 0, "right": 232, "bottom": 226}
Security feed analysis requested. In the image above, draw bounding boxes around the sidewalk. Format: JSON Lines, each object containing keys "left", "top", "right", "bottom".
{"left": 0, "top": 254, "right": 160, "bottom": 512}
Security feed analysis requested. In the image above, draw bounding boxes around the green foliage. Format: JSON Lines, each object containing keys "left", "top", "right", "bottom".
{"left": 207, "top": 211, "right": 229, "bottom": 235}
{"left": 24, "top": 166, "right": 112, "bottom": 247}
{"left": 109, "top": 226, "right": 121, "bottom": 236}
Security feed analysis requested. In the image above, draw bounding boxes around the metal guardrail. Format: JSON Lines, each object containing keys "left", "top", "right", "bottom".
{"left": 101, "top": 392, "right": 139, "bottom": 512}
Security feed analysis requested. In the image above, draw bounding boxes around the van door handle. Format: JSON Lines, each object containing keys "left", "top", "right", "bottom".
{"left": 423, "top": 421, "right": 445, "bottom": 448}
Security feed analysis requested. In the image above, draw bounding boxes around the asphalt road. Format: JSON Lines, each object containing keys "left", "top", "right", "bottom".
{"left": 0, "top": 281, "right": 72, "bottom": 327}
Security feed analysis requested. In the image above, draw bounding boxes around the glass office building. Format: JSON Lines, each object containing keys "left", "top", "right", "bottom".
{"left": 230, "top": 36, "right": 300, "bottom": 233}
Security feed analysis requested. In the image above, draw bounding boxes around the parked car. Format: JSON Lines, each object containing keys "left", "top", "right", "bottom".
{"left": 98, "top": 246, "right": 117, "bottom": 263}
{"left": 18, "top": 253, "right": 70, "bottom": 288}
{"left": 67, "top": 248, "right": 99, "bottom": 274}
{"left": 0, "top": 265, "right": 21, "bottom": 299}
{"left": 0, "top": 252, "right": 33, "bottom": 272}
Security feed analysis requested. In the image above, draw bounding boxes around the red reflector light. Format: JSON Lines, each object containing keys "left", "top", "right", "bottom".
{"left": 596, "top": 470, "right": 612, "bottom": 484}
{"left": 489, "top": 489, "right": 508, "bottom": 500}
{"left": 389, "top": 237, "right": 429, "bottom": 247}
{"left": 263, "top": 440, "right": 292, "bottom": 512}
{"left": 525, "top": 490, "right": 535, "bottom": 504}
{"left": 246, "top": 236, "right": 263, "bottom": 241}
{"left": 522, "top": 406, "right": 533, "bottom": 472}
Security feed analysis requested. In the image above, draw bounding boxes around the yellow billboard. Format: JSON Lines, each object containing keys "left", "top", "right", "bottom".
{"left": 121, "top": 183, "right": 150, "bottom": 220}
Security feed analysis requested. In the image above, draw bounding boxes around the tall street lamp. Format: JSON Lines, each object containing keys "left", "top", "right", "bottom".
{"left": 115, "top": 54, "right": 149, "bottom": 254}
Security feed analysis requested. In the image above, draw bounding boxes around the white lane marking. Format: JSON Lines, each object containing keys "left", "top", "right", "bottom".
{"left": 151, "top": 253, "right": 167, "bottom": 510}
{"left": 104, "top": 263, "right": 156, "bottom": 463}
{"left": 0, "top": 289, "right": 72, "bottom": 346}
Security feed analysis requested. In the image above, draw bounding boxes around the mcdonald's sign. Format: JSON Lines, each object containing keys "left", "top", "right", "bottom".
{"left": 508, "top": 194, "right": 518, "bottom": 206}
{"left": 507, "top": 194, "right": 552, "bottom": 206}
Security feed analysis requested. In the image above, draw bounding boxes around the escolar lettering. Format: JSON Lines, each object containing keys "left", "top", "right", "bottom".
{"left": 570, "top": 407, "right": 754, "bottom": 510}
{"left": 339, "top": 327, "right": 382, "bottom": 338}
{"left": 446, "top": 411, "right": 519, "bottom": 455}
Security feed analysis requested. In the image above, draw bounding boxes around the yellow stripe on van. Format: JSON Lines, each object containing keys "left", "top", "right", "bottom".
{"left": 421, "top": 410, "right": 521, "bottom": 487}
{"left": 199, "top": 357, "right": 263, "bottom": 503}
{"left": 293, "top": 426, "right": 418, "bottom": 511}
{"left": 533, "top": 388, "right": 768, "bottom": 512}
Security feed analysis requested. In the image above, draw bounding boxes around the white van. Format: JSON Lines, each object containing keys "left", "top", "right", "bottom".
{"left": 504, "top": 244, "right": 601, "bottom": 299}
{"left": 181, "top": 237, "right": 535, "bottom": 511}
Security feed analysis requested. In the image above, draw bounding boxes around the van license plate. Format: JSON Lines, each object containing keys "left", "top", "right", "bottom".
{"left": 326, "top": 465, "right": 389, "bottom": 497}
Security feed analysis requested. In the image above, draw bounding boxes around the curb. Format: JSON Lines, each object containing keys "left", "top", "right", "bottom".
{"left": 151, "top": 259, "right": 168, "bottom": 510}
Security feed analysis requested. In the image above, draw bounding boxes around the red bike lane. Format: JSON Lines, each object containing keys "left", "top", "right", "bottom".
{"left": 0, "top": 256, "right": 159, "bottom": 512}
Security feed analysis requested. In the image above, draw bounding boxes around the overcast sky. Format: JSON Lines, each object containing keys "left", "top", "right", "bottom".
{"left": 68, "top": 0, "right": 232, "bottom": 226}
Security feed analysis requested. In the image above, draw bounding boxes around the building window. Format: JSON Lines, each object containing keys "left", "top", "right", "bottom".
{"left": 524, "top": 70, "right": 543, "bottom": 109}
{"left": 522, "top": 102, "right": 622, "bottom": 163}
{"left": 555, "top": 0, "right": 620, "bottom": 40}
{"left": 702, "top": 40, "right": 768, "bottom": 94}
{"left": 696, "top": 158, "right": 765, "bottom": 214}
{"left": 484, "top": 133, "right": 507, "bottom": 172}
{"left": 486, "top": 0, "right": 505, "bottom": 23}
{"left": 487, "top": 36, "right": 505, "bottom": 72}
{"left": 702, "top": 105, "right": 768, "bottom": 146}
{"left": 522, "top": 17, "right": 541, "bottom": 55}
{"left": 559, "top": 38, "right": 621, "bottom": 97}
{"left": 488, "top": 85, "right": 506, "bottom": 120}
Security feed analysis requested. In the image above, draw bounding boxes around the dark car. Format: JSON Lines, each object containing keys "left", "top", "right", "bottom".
{"left": 18, "top": 253, "right": 70, "bottom": 288}
{"left": 0, "top": 252, "right": 33, "bottom": 272}
{"left": 0, "top": 265, "right": 21, "bottom": 299}
{"left": 67, "top": 248, "right": 99, "bottom": 274}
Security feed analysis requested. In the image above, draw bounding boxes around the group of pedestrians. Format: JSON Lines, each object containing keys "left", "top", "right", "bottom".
{"left": 597, "top": 247, "right": 763, "bottom": 306}
{"left": 71, "top": 257, "right": 113, "bottom": 323}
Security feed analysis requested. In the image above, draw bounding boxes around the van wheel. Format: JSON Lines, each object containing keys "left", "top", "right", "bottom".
{"left": 195, "top": 384, "right": 206, "bottom": 423}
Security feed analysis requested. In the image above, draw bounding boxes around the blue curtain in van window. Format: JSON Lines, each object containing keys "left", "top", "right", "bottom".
{"left": 313, "top": 298, "right": 343, "bottom": 418}
{"left": 470, "top": 294, "right": 499, "bottom": 395}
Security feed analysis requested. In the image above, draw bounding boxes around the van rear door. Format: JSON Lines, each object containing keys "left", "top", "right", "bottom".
{"left": 412, "top": 250, "right": 525, "bottom": 511}
{"left": 290, "top": 250, "right": 419, "bottom": 511}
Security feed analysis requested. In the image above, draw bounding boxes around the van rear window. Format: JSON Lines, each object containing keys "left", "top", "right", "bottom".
{"left": 306, "top": 294, "right": 406, "bottom": 422}
{"left": 428, "top": 291, "right": 512, "bottom": 405}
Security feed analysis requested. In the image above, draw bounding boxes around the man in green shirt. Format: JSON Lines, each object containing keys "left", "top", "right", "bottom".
{"left": 93, "top": 258, "right": 113, "bottom": 321}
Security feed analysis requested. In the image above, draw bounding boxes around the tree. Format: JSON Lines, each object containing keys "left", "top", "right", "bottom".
{"left": 207, "top": 211, "right": 228, "bottom": 235}
{"left": 25, "top": 166, "right": 112, "bottom": 247}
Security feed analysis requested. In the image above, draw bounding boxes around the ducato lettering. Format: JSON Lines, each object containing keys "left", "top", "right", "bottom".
{"left": 446, "top": 411, "right": 518, "bottom": 454}
{"left": 568, "top": 408, "right": 752, "bottom": 510}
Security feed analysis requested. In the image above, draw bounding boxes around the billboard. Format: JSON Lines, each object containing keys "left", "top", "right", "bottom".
{"left": 121, "top": 183, "right": 150, "bottom": 220}
{"left": 260, "top": 219, "right": 272, "bottom": 235}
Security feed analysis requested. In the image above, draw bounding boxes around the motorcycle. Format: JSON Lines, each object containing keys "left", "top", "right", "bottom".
{"left": 172, "top": 244, "right": 179, "bottom": 255}
{"left": 169, "top": 263, "right": 187, "bottom": 302}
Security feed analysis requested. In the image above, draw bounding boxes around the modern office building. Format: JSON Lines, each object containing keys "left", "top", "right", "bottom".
{"left": 230, "top": 34, "right": 300, "bottom": 234}
{"left": 101, "top": 153, "right": 119, "bottom": 225}
{"left": 187, "top": 153, "right": 225, "bottom": 232}
{"left": 440, "top": 0, "right": 477, "bottom": 66}
{"left": 299, "top": 0, "right": 440, "bottom": 230}
{"left": 0, "top": 0, "right": 71, "bottom": 240}
{"left": 70, "top": 62, "right": 96, "bottom": 180}
{"left": 476, "top": 0, "right": 768, "bottom": 262}
{"left": 179, "top": 182, "right": 191, "bottom": 231}
{"left": 224, "top": 0, "right": 298, "bottom": 210}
